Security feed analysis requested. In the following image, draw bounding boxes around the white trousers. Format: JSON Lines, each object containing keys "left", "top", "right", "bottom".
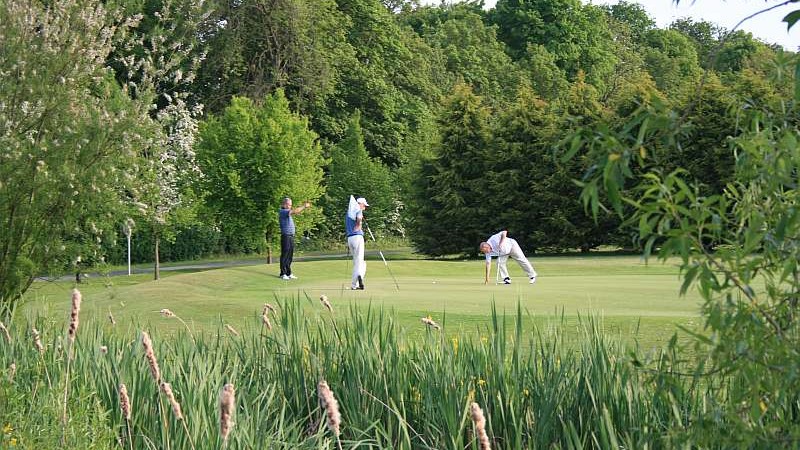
{"left": 498, "top": 239, "right": 537, "bottom": 280}
{"left": 347, "top": 235, "right": 366, "bottom": 288}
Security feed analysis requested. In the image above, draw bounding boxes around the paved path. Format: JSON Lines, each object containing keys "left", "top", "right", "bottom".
{"left": 38, "top": 250, "right": 407, "bottom": 281}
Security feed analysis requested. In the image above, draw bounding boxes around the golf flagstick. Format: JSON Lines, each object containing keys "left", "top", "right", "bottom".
{"left": 363, "top": 219, "right": 400, "bottom": 291}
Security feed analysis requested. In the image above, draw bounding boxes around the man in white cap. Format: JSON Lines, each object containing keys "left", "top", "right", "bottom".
{"left": 346, "top": 196, "right": 369, "bottom": 289}
{"left": 479, "top": 230, "right": 537, "bottom": 285}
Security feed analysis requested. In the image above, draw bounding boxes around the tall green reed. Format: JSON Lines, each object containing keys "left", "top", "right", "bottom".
{"left": 1, "top": 291, "right": 711, "bottom": 449}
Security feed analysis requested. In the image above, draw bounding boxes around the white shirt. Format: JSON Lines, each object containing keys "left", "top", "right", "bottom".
{"left": 485, "top": 231, "right": 512, "bottom": 262}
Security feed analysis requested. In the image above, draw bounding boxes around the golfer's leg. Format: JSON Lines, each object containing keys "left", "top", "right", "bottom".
{"left": 498, "top": 255, "right": 510, "bottom": 280}
{"left": 356, "top": 236, "right": 366, "bottom": 278}
{"left": 348, "top": 236, "right": 359, "bottom": 288}
{"left": 510, "top": 240, "right": 537, "bottom": 278}
{"left": 286, "top": 235, "right": 295, "bottom": 276}
{"left": 280, "top": 235, "right": 290, "bottom": 276}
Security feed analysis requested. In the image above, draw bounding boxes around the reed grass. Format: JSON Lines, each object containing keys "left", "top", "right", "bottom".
{"left": 0, "top": 294, "right": 722, "bottom": 449}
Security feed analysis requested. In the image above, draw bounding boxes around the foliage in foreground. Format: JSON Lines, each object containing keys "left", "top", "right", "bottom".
{"left": 0, "top": 294, "right": 711, "bottom": 449}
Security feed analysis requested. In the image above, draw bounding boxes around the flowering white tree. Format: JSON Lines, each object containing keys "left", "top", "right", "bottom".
{"left": 0, "top": 0, "right": 157, "bottom": 314}
{"left": 111, "top": 0, "right": 209, "bottom": 280}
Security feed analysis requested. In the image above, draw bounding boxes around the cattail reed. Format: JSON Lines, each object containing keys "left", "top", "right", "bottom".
{"left": 261, "top": 312, "right": 272, "bottom": 330}
{"left": 160, "top": 308, "right": 175, "bottom": 318}
{"left": 470, "top": 402, "right": 491, "bottom": 450}
{"left": 0, "top": 321, "right": 10, "bottom": 343}
{"left": 317, "top": 380, "right": 342, "bottom": 438}
{"left": 262, "top": 303, "right": 276, "bottom": 314}
{"left": 319, "top": 295, "right": 333, "bottom": 313}
{"left": 68, "top": 288, "right": 82, "bottom": 342}
{"left": 421, "top": 316, "right": 441, "bottom": 330}
{"left": 219, "top": 383, "right": 235, "bottom": 444}
{"left": 119, "top": 383, "right": 131, "bottom": 421}
{"left": 161, "top": 382, "right": 184, "bottom": 421}
{"left": 140, "top": 331, "right": 161, "bottom": 384}
{"left": 108, "top": 310, "right": 116, "bottom": 325}
{"left": 224, "top": 324, "right": 240, "bottom": 337}
{"left": 31, "top": 327, "right": 44, "bottom": 354}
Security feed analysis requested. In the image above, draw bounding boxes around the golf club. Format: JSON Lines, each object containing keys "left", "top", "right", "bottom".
{"left": 495, "top": 258, "right": 500, "bottom": 285}
{"left": 363, "top": 218, "right": 400, "bottom": 291}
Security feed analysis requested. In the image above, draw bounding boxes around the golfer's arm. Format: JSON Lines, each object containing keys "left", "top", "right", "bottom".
{"left": 354, "top": 215, "right": 362, "bottom": 232}
{"left": 291, "top": 203, "right": 309, "bottom": 215}
{"left": 484, "top": 260, "right": 491, "bottom": 283}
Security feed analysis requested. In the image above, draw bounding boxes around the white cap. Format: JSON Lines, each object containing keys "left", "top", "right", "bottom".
{"left": 356, "top": 197, "right": 369, "bottom": 206}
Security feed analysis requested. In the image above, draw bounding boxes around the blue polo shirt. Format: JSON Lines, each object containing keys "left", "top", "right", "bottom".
{"left": 279, "top": 208, "right": 295, "bottom": 235}
{"left": 345, "top": 211, "right": 363, "bottom": 237}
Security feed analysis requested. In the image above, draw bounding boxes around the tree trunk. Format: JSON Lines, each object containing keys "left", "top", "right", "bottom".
{"left": 154, "top": 235, "right": 160, "bottom": 281}
{"left": 267, "top": 246, "right": 272, "bottom": 264}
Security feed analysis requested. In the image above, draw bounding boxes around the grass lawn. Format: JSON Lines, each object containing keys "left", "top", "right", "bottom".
{"left": 20, "top": 254, "right": 703, "bottom": 351}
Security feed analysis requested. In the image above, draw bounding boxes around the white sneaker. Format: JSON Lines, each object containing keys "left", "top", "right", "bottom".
{"left": 529, "top": 276, "right": 537, "bottom": 284}
{"left": 280, "top": 275, "right": 290, "bottom": 280}
{"left": 289, "top": 274, "right": 298, "bottom": 279}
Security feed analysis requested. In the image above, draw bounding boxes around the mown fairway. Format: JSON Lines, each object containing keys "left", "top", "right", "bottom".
{"left": 22, "top": 254, "right": 702, "bottom": 349}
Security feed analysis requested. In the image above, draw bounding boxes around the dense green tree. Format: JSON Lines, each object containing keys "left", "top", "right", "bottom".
{"left": 320, "top": 111, "right": 397, "bottom": 237}
{"left": 670, "top": 18, "right": 720, "bottom": 68}
{"left": 602, "top": 1, "right": 655, "bottom": 42}
{"left": 422, "top": 9, "right": 522, "bottom": 103}
{"left": 409, "top": 84, "right": 492, "bottom": 255}
{"left": 0, "top": 0, "right": 157, "bottom": 314}
{"left": 196, "top": 92, "right": 325, "bottom": 253}
{"left": 196, "top": 0, "right": 352, "bottom": 115}
{"left": 642, "top": 28, "right": 703, "bottom": 97}
{"left": 489, "top": 0, "right": 617, "bottom": 90}
{"left": 516, "top": 45, "right": 569, "bottom": 102}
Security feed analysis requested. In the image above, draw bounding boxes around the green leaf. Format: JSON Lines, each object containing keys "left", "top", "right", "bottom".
{"left": 783, "top": 9, "right": 800, "bottom": 31}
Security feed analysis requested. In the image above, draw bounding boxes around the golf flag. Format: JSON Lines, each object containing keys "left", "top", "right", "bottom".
{"left": 347, "top": 195, "right": 360, "bottom": 220}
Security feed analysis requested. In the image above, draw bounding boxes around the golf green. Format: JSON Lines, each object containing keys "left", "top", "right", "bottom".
{"left": 21, "top": 255, "right": 702, "bottom": 350}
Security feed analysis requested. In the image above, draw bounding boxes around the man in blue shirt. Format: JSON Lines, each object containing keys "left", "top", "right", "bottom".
{"left": 345, "top": 197, "right": 369, "bottom": 289}
{"left": 278, "top": 197, "right": 311, "bottom": 280}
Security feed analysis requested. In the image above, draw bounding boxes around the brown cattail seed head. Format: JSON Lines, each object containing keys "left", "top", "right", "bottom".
{"left": 31, "top": 327, "right": 44, "bottom": 354}
{"left": 160, "top": 308, "right": 175, "bottom": 318}
{"left": 224, "top": 324, "right": 240, "bottom": 337}
{"left": 119, "top": 383, "right": 131, "bottom": 421}
{"left": 261, "top": 313, "right": 272, "bottom": 330}
{"left": 319, "top": 295, "right": 332, "bottom": 313}
{"left": 140, "top": 331, "right": 161, "bottom": 384}
{"left": 0, "top": 321, "right": 10, "bottom": 343}
{"left": 470, "top": 402, "right": 491, "bottom": 450}
{"left": 68, "top": 288, "right": 82, "bottom": 342}
{"left": 219, "top": 383, "right": 235, "bottom": 442}
{"left": 317, "top": 380, "right": 341, "bottom": 437}
{"left": 108, "top": 310, "right": 116, "bottom": 325}
{"left": 161, "top": 382, "right": 184, "bottom": 421}
{"left": 421, "top": 316, "right": 441, "bottom": 330}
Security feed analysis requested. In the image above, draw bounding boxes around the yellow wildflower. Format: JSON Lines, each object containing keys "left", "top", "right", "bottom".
{"left": 523, "top": 389, "right": 530, "bottom": 397}
{"left": 2, "top": 424, "right": 11, "bottom": 434}
{"left": 451, "top": 337, "right": 458, "bottom": 352}
{"left": 477, "top": 378, "right": 486, "bottom": 386}
{"left": 10, "top": 438, "right": 17, "bottom": 446}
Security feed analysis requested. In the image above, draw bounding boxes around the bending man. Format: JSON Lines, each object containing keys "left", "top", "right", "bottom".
{"left": 346, "top": 196, "right": 369, "bottom": 290}
{"left": 479, "top": 230, "right": 537, "bottom": 285}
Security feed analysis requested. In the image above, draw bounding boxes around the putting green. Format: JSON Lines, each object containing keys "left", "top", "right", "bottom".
{"left": 21, "top": 255, "right": 702, "bottom": 350}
